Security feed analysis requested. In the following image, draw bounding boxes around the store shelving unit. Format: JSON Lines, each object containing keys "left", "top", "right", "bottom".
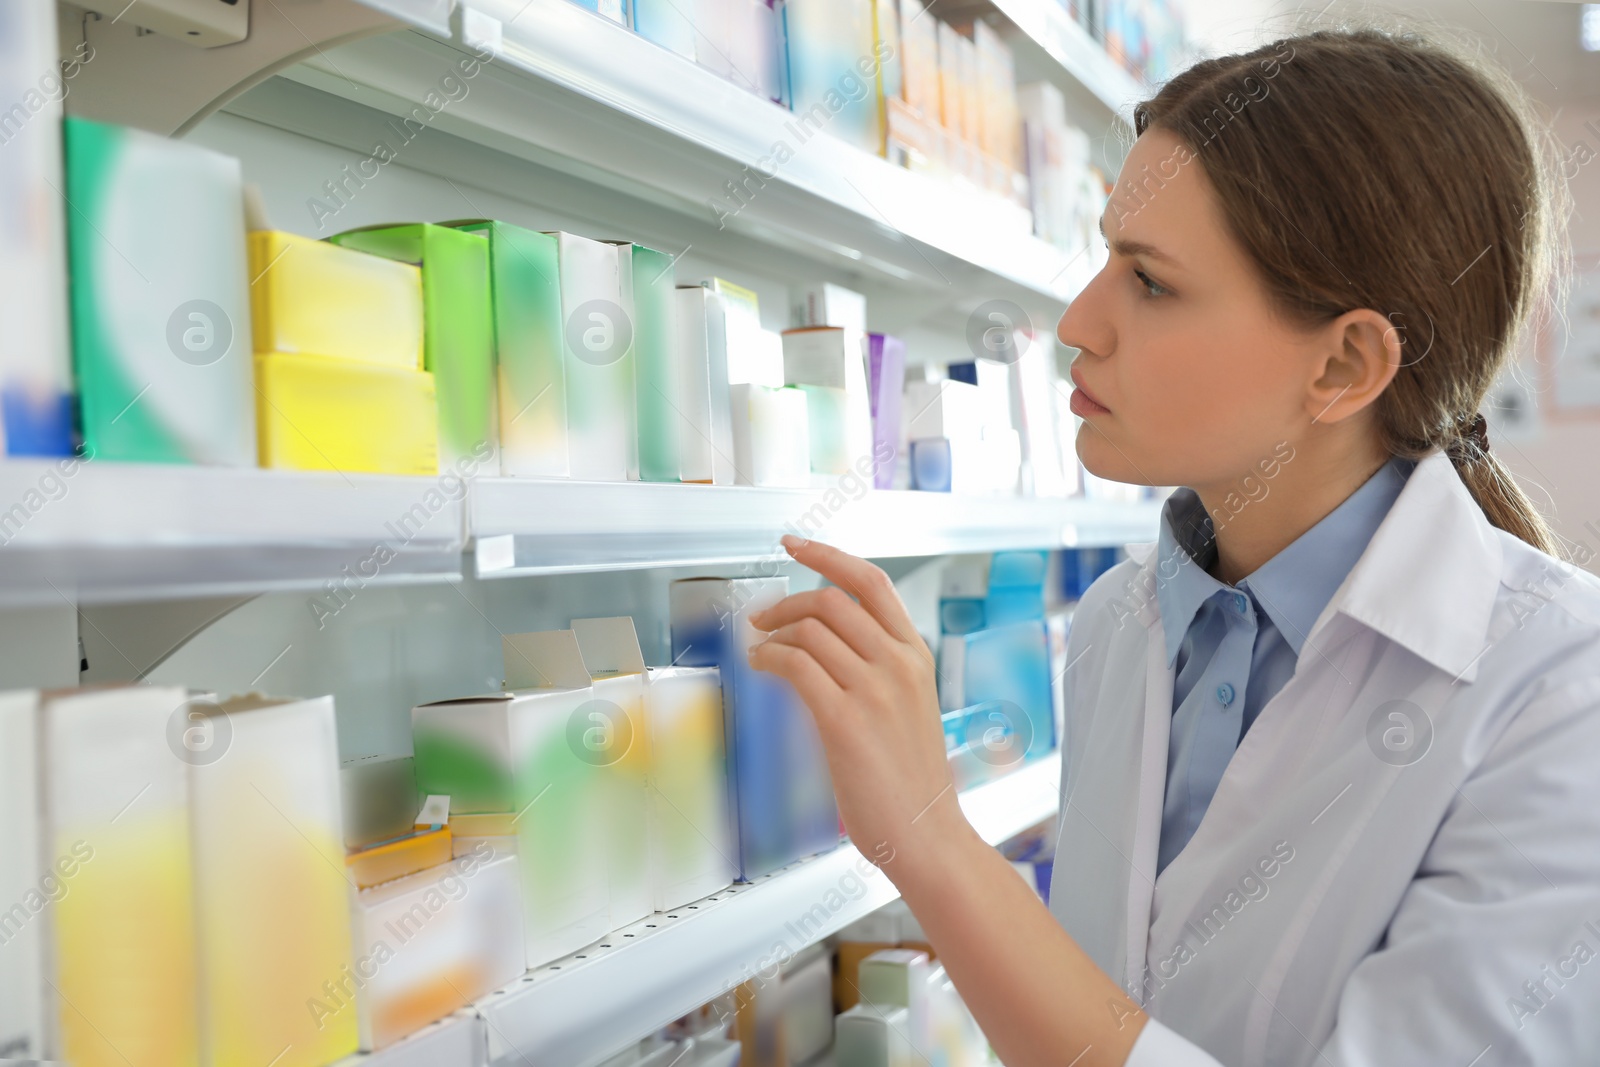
{"left": 333, "top": 756, "right": 1061, "bottom": 1067}
{"left": 22, "top": 1, "right": 1150, "bottom": 1063}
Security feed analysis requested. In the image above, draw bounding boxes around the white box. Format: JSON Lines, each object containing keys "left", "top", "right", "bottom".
{"left": 782, "top": 326, "right": 873, "bottom": 470}
{"left": 730, "top": 383, "right": 810, "bottom": 487}
{"left": 0, "top": 690, "right": 42, "bottom": 1060}
{"left": 713, "top": 278, "right": 783, "bottom": 386}
{"left": 414, "top": 636, "right": 607, "bottom": 968}
{"left": 903, "top": 380, "right": 983, "bottom": 442}
{"left": 39, "top": 686, "right": 199, "bottom": 1065}
{"left": 675, "top": 286, "right": 738, "bottom": 485}
{"left": 189, "top": 694, "right": 357, "bottom": 1067}
{"left": 550, "top": 232, "right": 638, "bottom": 482}
{"left": 0, "top": 3, "right": 72, "bottom": 458}
{"left": 570, "top": 617, "right": 651, "bottom": 930}
{"left": 644, "top": 666, "right": 736, "bottom": 911}
{"left": 350, "top": 847, "right": 525, "bottom": 1049}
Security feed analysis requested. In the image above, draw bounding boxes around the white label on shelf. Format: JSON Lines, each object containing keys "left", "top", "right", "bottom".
{"left": 476, "top": 534, "right": 517, "bottom": 574}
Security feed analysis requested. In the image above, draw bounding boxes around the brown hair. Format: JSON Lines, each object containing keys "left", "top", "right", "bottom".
{"left": 1133, "top": 25, "right": 1567, "bottom": 557}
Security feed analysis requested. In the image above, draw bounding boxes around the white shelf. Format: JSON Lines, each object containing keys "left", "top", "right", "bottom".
{"left": 470, "top": 480, "right": 1161, "bottom": 576}
{"left": 263, "top": 0, "right": 1095, "bottom": 306}
{"left": 0, "top": 460, "right": 1156, "bottom": 605}
{"left": 0, "top": 460, "right": 464, "bottom": 606}
{"left": 475, "top": 756, "right": 1061, "bottom": 1067}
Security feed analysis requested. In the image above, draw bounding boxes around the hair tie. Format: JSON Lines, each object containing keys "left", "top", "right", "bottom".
{"left": 1448, "top": 411, "right": 1490, "bottom": 460}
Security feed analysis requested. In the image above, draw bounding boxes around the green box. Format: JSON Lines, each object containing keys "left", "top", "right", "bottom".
{"left": 331, "top": 223, "right": 497, "bottom": 471}
{"left": 447, "top": 221, "right": 566, "bottom": 477}
{"left": 63, "top": 117, "right": 254, "bottom": 464}
{"left": 622, "top": 243, "right": 680, "bottom": 482}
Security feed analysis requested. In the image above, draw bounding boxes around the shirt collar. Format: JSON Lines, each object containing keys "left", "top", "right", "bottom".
{"left": 1127, "top": 450, "right": 1504, "bottom": 682}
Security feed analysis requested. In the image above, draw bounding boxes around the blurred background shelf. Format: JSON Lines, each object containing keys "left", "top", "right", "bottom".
{"left": 472, "top": 756, "right": 1061, "bottom": 1067}
{"left": 470, "top": 480, "right": 1163, "bottom": 576}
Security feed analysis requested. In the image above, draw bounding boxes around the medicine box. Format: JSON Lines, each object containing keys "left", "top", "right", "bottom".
{"left": 782, "top": 0, "right": 880, "bottom": 155}
{"left": 248, "top": 230, "right": 423, "bottom": 369}
{"left": 634, "top": 0, "right": 696, "bottom": 59}
{"left": 330, "top": 223, "right": 499, "bottom": 470}
{"left": 187, "top": 694, "right": 357, "bottom": 1067}
{"left": 0, "top": 691, "right": 43, "bottom": 1059}
{"left": 938, "top": 620, "right": 1053, "bottom": 758}
{"left": 40, "top": 685, "right": 199, "bottom": 1067}
{"left": 350, "top": 846, "right": 525, "bottom": 1049}
{"left": 864, "top": 334, "right": 905, "bottom": 489}
{"left": 346, "top": 826, "right": 453, "bottom": 890}
{"left": 730, "top": 383, "right": 810, "bottom": 487}
{"left": 670, "top": 577, "right": 840, "bottom": 880}
{"left": 254, "top": 350, "right": 439, "bottom": 475}
{"left": 415, "top": 630, "right": 610, "bottom": 967}
{"left": 782, "top": 326, "right": 871, "bottom": 472}
{"left": 340, "top": 754, "right": 420, "bottom": 851}
{"left": 0, "top": 2, "right": 73, "bottom": 457}
{"left": 674, "top": 286, "right": 737, "bottom": 485}
{"left": 713, "top": 278, "right": 781, "bottom": 387}
{"left": 570, "top": 616, "right": 652, "bottom": 930}
{"left": 448, "top": 221, "right": 568, "bottom": 478}
{"left": 549, "top": 232, "right": 638, "bottom": 482}
{"left": 644, "top": 665, "right": 736, "bottom": 911}
{"left": 618, "top": 243, "right": 680, "bottom": 482}
{"left": 834, "top": 1004, "right": 914, "bottom": 1067}
{"left": 64, "top": 118, "right": 255, "bottom": 465}
{"left": 903, "top": 380, "right": 982, "bottom": 442}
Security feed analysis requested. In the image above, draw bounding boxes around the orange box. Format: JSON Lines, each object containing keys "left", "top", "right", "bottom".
{"left": 345, "top": 826, "right": 451, "bottom": 890}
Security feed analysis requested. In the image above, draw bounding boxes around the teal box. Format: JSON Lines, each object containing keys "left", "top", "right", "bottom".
{"left": 64, "top": 117, "right": 254, "bottom": 464}
{"left": 941, "top": 620, "right": 1054, "bottom": 759}
{"left": 780, "top": 0, "right": 881, "bottom": 155}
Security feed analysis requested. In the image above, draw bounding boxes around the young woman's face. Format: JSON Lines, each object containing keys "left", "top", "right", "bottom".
{"left": 1057, "top": 126, "right": 1319, "bottom": 492}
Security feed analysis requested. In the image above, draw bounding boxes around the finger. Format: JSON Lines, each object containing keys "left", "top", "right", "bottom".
{"left": 778, "top": 536, "right": 918, "bottom": 645}
{"left": 746, "top": 639, "right": 844, "bottom": 725}
{"left": 762, "top": 616, "right": 868, "bottom": 689}
{"left": 749, "top": 587, "right": 893, "bottom": 661}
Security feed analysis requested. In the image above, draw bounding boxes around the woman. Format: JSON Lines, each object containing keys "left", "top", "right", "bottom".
{"left": 748, "top": 26, "right": 1600, "bottom": 1067}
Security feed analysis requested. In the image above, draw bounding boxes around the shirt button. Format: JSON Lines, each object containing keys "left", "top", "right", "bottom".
{"left": 1232, "top": 592, "right": 1248, "bottom": 615}
{"left": 1216, "top": 682, "right": 1236, "bottom": 707}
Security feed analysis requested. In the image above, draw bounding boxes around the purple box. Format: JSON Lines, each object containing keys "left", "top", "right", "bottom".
{"left": 865, "top": 333, "right": 906, "bottom": 489}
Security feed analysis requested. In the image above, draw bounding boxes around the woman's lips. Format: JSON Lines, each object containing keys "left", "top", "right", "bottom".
{"left": 1068, "top": 365, "right": 1110, "bottom": 416}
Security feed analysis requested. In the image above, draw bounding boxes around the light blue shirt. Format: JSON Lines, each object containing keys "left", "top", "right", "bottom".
{"left": 1153, "top": 456, "right": 1415, "bottom": 875}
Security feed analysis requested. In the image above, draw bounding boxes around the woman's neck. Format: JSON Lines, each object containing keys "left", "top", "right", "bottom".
{"left": 1193, "top": 441, "right": 1391, "bottom": 587}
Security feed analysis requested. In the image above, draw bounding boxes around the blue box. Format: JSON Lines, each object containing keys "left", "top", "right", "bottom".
{"left": 669, "top": 577, "right": 840, "bottom": 880}
{"left": 940, "top": 620, "right": 1054, "bottom": 757}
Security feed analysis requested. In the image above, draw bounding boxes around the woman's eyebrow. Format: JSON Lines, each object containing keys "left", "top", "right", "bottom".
{"left": 1099, "top": 215, "right": 1183, "bottom": 268}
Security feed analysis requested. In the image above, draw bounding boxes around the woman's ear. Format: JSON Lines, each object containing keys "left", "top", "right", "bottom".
{"left": 1303, "top": 308, "right": 1404, "bottom": 425}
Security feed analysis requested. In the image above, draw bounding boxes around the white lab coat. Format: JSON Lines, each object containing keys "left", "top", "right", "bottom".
{"left": 1049, "top": 449, "right": 1600, "bottom": 1066}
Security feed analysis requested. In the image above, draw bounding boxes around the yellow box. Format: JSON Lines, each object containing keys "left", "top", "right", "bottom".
{"left": 345, "top": 826, "right": 452, "bottom": 890}
{"left": 249, "top": 231, "right": 424, "bottom": 369}
{"left": 255, "top": 351, "right": 439, "bottom": 475}
{"left": 450, "top": 812, "right": 517, "bottom": 837}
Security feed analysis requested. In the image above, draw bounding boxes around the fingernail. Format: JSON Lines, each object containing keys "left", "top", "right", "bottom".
{"left": 780, "top": 534, "right": 806, "bottom": 555}
{"left": 748, "top": 608, "right": 767, "bottom": 629}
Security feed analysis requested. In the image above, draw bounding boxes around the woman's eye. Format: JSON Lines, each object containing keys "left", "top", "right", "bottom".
{"left": 1134, "top": 269, "right": 1169, "bottom": 298}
